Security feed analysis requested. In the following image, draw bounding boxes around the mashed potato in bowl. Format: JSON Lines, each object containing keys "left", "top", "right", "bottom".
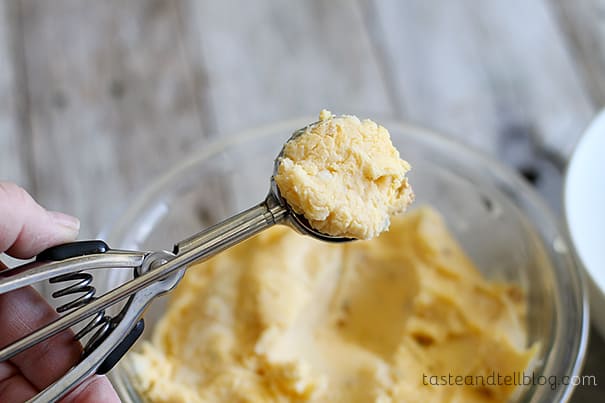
{"left": 129, "top": 112, "right": 538, "bottom": 403}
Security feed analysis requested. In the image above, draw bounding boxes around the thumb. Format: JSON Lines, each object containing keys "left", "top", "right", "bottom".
{"left": 0, "top": 182, "right": 80, "bottom": 259}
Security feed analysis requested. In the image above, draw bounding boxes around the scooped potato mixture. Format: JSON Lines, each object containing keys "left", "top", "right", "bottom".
{"left": 274, "top": 110, "right": 414, "bottom": 240}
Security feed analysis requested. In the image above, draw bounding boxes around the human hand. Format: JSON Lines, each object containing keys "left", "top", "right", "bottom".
{"left": 0, "top": 182, "right": 119, "bottom": 402}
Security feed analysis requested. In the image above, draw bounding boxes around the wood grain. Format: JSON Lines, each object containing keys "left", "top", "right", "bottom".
{"left": 0, "top": 0, "right": 28, "bottom": 187}
{"left": 361, "top": 0, "right": 595, "bottom": 158}
{"left": 178, "top": 0, "right": 394, "bottom": 135}
{"left": 18, "top": 0, "right": 207, "bottom": 237}
{"left": 551, "top": 0, "right": 605, "bottom": 108}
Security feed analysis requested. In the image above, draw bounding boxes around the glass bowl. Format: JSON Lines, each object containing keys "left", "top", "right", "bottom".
{"left": 99, "top": 117, "right": 588, "bottom": 402}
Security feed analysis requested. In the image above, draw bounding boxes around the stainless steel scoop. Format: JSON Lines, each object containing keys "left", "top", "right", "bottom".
{"left": 0, "top": 121, "right": 352, "bottom": 402}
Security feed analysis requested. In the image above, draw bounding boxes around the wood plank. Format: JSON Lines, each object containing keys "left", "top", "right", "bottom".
{"left": 19, "top": 0, "right": 208, "bottom": 238}
{"left": 466, "top": 0, "right": 596, "bottom": 157}
{"left": 362, "top": 0, "right": 595, "bottom": 159}
{"left": 362, "top": 0, "right": 501, "bottom": 153}
{"left": 0, "top": 0, "right": 28, "bottom": 187}
{"left": 178, "top": 0, "right": 394, "bottom": 135}
{"left": 550, "top": 0, "right": 605, "bottom": 108}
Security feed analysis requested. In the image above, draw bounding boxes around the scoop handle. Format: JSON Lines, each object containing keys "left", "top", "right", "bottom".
{"left": 173, "top": 193, "right": 287, "bottom": 256}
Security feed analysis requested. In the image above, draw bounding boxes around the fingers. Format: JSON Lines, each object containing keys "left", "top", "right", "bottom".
{"left": 60, "top": 375, "right": 120, "bottom": 403}
{"left": 0, "top": 359, "right": 120, "bottom": 403}
{"left": 0, "top": 183, "right": 118, "bottom": 400}
{"left": 0, "top": 286, "right": 81, "bottom": 390}
{"left": 0, "top": 182, "right": 80, "bottom": 259}
{"left": 0, "top": 362, "right": 37, "bottom": 403}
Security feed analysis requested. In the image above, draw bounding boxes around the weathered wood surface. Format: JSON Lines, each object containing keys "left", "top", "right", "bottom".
{"left": 552, "top": 0, "right": 605, "bottom": 109}
{"left": 178, "top": 0, "right": 393, "bottom": 135}
{"left": 4, "top": 0, "right": 601, "bottom": 233}
{"left": 363, "top": 0, "right": 595, "bottom": 157}
{"left": 0, "top": 1, "right": 27, "bottom": 187}
{"left": 16, "top": 0, "right": 207, "bottom": 237}
{"left": 1, "top": 0, "right": 604, "bottom": 400}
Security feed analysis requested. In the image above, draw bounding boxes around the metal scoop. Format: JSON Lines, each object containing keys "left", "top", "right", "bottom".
{"left": 0, "top": 121, "right": 352, "bottom": 402}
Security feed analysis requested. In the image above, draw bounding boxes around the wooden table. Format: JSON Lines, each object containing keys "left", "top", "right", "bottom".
{"left": 0, "top": 0, "right": 603, "bottom": 400}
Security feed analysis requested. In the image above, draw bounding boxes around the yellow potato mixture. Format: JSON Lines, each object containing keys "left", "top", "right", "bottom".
{"left": 274, "top": 110, "right": 414, "bottom": 240}
{"left": 131, "top": 207, "right": 537, "bottom": 403}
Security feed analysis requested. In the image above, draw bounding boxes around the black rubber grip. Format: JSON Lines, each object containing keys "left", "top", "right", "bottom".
{"left": 96, "top": 319, "right": 145, "bottom": 375}
{"left": 36, "top": 240, "right": 109, "bottom": 262}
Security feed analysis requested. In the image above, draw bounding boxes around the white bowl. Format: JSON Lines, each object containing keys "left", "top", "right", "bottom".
{"left": 565, "top": 109, "right": 605, "bottom": 337}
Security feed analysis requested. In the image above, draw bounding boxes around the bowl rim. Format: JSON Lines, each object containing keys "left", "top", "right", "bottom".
{"left": 102, "top": 116, "right": 589, "bottom": 403}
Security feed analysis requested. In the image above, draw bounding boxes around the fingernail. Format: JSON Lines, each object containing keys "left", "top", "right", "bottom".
{"left": 48, "top": 211, "right": 81, "bottom": 232}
